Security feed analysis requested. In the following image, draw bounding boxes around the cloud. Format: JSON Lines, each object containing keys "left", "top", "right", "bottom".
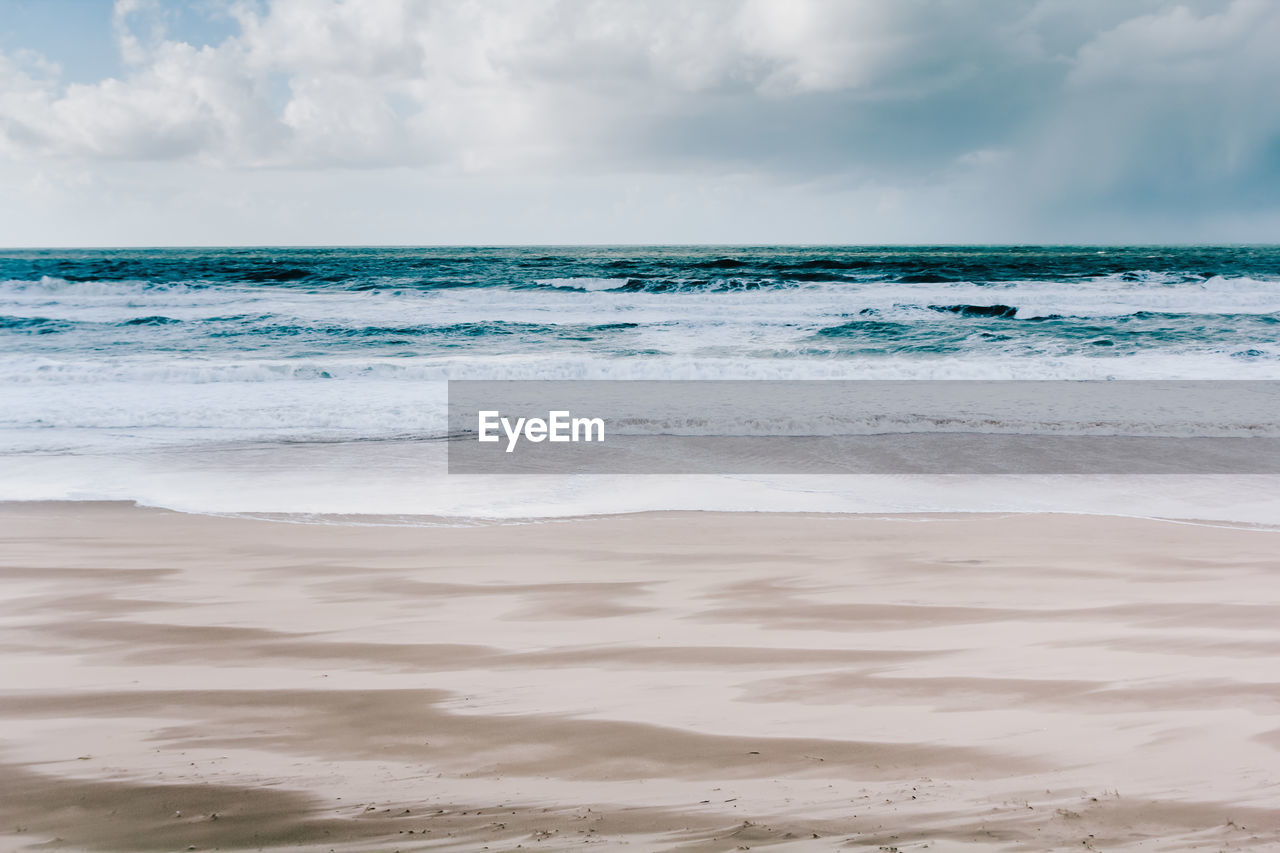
{"left": 1, "top": 0, "right": 1278, "bottom": 242}
{"left": 1021, "top": 0, "right": 1280, "bottom": 223}
{"left": 0, "top": 0, "right": 1049, "bottom": 170}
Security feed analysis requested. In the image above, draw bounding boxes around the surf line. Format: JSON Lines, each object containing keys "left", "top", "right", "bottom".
{"left": 478, "top": 410, "right": 606, "bottom": 453}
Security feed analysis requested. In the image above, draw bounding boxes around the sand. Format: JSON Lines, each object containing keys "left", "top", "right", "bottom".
{"left": 0, "top": 502, "right": 1278, "bottom": 851}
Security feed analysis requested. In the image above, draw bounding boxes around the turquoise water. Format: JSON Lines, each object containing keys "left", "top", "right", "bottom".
{"left": 5, "top": 246, "right": 1280, "bottom": 369}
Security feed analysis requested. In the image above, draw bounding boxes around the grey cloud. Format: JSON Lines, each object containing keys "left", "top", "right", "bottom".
{"left": 0, "top": 0, "right": 1277, "bottom": 241}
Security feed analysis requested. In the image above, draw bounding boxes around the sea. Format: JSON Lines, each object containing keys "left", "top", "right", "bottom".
{"left": 3, "top": 245, "right": 1280, "bottom": 524}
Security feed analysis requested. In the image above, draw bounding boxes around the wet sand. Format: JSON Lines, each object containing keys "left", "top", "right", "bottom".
{"left": 0, "top": 502, "right": 1278, "bottom": 851}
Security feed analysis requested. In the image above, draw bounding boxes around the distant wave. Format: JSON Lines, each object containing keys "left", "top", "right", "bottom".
{"left": 0, "top": 315, "right": 67, "bottom": 332}
{"left": 0, "top": 276, "right": 209, "bottom": 295}
{"left": 122, "top": 315, "right": 182, "bottom": 326}
{"left": 534, "top": 277, "right": 631, "bottom": 291}
{"left": 930, "top": 303, "right": 1019, "bottom": 318}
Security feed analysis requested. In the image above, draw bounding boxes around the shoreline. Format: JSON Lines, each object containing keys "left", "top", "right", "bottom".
{"left": 6, "top": 498, "right": 1280, "bottom": 533}
{"left": 9, "top": 441, "right": 1280, "bottom": 525}
{"left": 2, "top": 502, "right": 1278, "bottom": 850}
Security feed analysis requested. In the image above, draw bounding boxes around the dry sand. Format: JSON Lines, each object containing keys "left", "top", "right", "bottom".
{"left": 0, "top": 502, "right": 1278, "bottom": 851}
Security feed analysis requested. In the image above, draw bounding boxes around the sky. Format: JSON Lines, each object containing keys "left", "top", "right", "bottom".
{"left": 1, "top": 0, "right": 1278, "bottom": 246}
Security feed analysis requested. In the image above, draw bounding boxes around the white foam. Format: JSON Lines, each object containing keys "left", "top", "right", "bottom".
{"left": 5, "top": 351, "right": 1280, "bottom": 456}
{"left": 5, "top": 445, "right": 1279, "bottom": 526}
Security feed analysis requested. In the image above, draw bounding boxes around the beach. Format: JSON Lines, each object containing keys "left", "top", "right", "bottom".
{"left": 6, "top": 0, "right": 1280, "bottom": 845}
{"left": 2, "top": 502, "right": 1277, "bottom": 851}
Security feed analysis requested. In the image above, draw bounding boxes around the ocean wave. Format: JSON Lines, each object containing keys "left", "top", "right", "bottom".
{"left": 5, "top": 350, "right": 1280, "bottom": 386}
{"left": 7, "top": 270, "right": 1280, "bottom": 317}
{"left": 534, "top": 277, "right": 631, "bottom": 291}
{"left": 0, "top": 276, "right": 209, "bottom": 295}
{"left": 0, "top": 315, "right": 68, "bottom": 332}
{"left": 122, "top": 315, "right": 182, "bottom": 326}
{"left": 929, "top": 303, "right": 1019, "bottom": 318}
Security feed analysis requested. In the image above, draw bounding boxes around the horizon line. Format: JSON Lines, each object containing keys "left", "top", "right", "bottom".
{"left": 4, "top": 242, "right": 1280, "bottom": 251}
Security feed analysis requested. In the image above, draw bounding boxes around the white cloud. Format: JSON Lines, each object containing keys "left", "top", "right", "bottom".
{"left": 0, "top": 0, "right": 1034, "bottom": 169}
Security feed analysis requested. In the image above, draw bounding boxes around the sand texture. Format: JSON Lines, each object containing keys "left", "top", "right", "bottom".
{"left": 1, "top": 502, "right": 1278, "bottom": 851}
